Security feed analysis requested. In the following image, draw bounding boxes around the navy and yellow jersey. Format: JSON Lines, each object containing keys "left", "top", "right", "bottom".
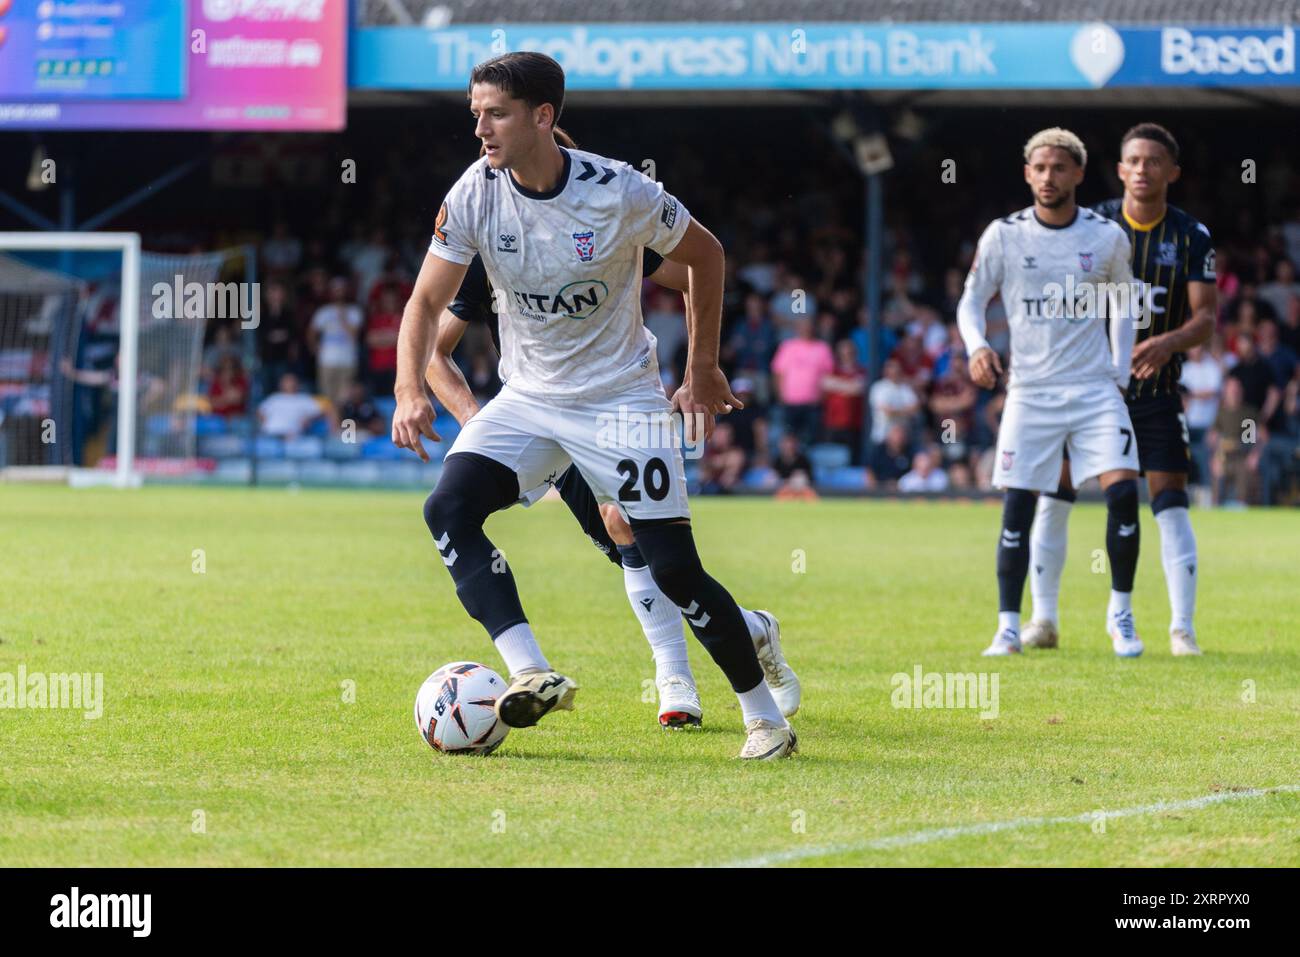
{"left": 447, "top": 249, "right": 665, "bottom": 354}
{"left": 1094, "top": 198, "right": 1216, "bottom": 401}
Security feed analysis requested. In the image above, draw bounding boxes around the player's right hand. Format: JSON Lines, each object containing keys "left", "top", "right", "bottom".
{"left": 392, "top": 391, "right": 441, "bottom": 462}
{"left": 968, "top": 347, "right": 1003, "bottom": 389}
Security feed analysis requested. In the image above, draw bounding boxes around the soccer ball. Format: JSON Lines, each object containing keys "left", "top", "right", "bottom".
{"left": 414, "top": 662, "right": 510, "bottom": 755}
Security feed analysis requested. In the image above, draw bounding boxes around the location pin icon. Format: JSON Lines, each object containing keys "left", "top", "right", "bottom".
{"left": 1071, "top": 23, "right": 1124, "bottom": 88}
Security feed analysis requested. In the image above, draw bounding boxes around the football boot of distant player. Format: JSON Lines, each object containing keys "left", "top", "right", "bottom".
{"left": 982, "top": 629, "right": 1023, "bottom": 657}
{"left": 1108, "top": 610, "right": 1145, "bottom": 658}
{"left": 1021, "top": 619, "right": 1060, "bottom": 649}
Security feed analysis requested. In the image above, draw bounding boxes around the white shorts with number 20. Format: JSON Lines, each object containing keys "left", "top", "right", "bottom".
{"left": 994, "top": 380, "right": 1140, "bottom": 492}
{"left": 445, "top": 380, "right": 692, "bottom": 521}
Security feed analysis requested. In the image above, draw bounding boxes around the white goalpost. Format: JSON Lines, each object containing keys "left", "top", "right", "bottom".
{"left": 1, "top": 232, "right": 256, "bottom": 490}
{"left": 0, "top": 232, "right": 141, "bottom": 488}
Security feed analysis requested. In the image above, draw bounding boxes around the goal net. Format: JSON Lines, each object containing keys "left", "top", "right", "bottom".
{"left": 0, "top": 233, "right": 255, "bottom": 487}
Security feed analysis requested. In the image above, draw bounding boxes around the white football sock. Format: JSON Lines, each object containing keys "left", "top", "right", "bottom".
{"left": 623, "top": 563, "right": 692, "bottom": 682}
{"left": 494, "top": 622, "right": 550, "bottom": 677}
{"left": 737, "top": 679, "right": 785, "bottom": 725}
{"left": 1029, "top": 495, "right": 1072, "bottom": 626}
{"left": 1108, "top": 590, "right": 1133, "bottom": 621}
{"left": 1155, "top": 506, "right": 1198, "bottom": 635}
{"left": 998, "top": 611, "right": 1020, "bottom": 637}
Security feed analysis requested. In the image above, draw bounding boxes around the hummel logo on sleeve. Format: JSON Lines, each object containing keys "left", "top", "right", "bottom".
{"left": 661, "top": 198, "right": 678, "bottom": 229}
{"left": 576, "top": 160, "right": 616, "bottom": 185}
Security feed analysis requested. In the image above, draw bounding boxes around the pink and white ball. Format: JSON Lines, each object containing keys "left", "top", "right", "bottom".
{"left": 414, "top": 662, "right": 509, "bottom": 755}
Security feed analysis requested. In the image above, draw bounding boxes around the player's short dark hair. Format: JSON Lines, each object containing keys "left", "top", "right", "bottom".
{"left": 469, "top": 52, "right": 566, "bottom": 127}
{"left": 1121, "top": 123, "right": 1180, "bottom": 163}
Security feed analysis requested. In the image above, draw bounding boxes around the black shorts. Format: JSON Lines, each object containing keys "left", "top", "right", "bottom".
{"left": 1127, "top": 394, "right": 1190, "bottom": 475}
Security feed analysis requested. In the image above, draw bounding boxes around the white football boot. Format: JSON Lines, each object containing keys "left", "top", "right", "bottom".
{"left": 981, "top": 629, "right": 1022, "bottom": 656}
{"left": 494, "top": 670, "right": 578, "bottom": 728}
{"left": 752, "top": 610, "right": 801, "bottom": 717}
{"left": 656, "top": 674, "right": 703, "bottom": 729}
{"left": 1108, "top": 610, "right": 1145, "bottom": 658}
{"left": 1021, "top": 619, "right": 1059, "bottom": 649}
{"left": 738, "top": 719, "right": 798, "bottom": 760}
{"left": 1170, "top": 628, "right": 1202, "bottom": 657}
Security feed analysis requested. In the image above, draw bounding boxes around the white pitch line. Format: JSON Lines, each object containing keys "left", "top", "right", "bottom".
{"left": 717, "top": 783, "right": 1300, "bottom": 868}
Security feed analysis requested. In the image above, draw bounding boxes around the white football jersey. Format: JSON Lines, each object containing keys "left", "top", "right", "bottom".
{"left": 958, "top": 206, "right": 1137, "bottom": 390}
{"left": 429, "top": 147, "right": 690, "bottom": 402}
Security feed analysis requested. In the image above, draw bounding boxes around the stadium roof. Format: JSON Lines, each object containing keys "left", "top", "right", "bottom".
{"left": 361, "top": 0, "right": 1300, "bottom": 26}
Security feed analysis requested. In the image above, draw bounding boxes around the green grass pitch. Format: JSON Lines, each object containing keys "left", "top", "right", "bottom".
{"left": 1, "top": 485, "right": 1297, "bottom": 866}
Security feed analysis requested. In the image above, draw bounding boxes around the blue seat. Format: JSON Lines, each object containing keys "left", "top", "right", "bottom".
{"left": 198, "top": 434, "right": 247, "bottom": 459}
{"left": 253, "top": 435, "right": 284, "bottom": 459}
{"left": 256, "top": 460, "right": 297, "bottom": 483}
{"left": 361, "top": 436, "right": 406, "bottom": 459}
{"left": 823, "top": 466, "right": 868, "bottom": 491}
{"left": 740, "top": 466, "right": 776, "bottom": 491}
{"left": 284, "top": 436, "right": 324, "bottom": 460}
{"left": 195, "top": 414, "right": 228, "bottom": 436}
{"left": 374, "top": 397, "right": 397, "bottom": 421}
{"left": 298, "top": 460, "right": 340, "bottom": 484}
{"left": 338, "top": 460, "right": 384, "bottom": 485}
{"left": 147, "top": 414, "right": 173, "bottom": 437}
{"left": 213, "top": 459, "right": 252, "bottom": 483}
{"left": 306, "top": 416, "right": 330, "bottom": 438}
{"left": 809, "top": 443, "right": 852, "bottom": 472}
{"left": 323, "top": 437, "right": 362, "bottom": 460}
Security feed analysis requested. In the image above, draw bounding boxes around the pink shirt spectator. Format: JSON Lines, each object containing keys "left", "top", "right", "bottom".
{"left": 771, "top": 338, "right": 835, "bottom": 405}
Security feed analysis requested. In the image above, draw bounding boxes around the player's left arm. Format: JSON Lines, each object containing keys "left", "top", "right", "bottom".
{"left": 666, "top": 219, "right": 742, "bottom": 435}
{"left": 625, "top": 171, "right": 738, "bottom": 434}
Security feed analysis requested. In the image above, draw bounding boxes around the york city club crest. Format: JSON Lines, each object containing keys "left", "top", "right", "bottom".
{"left": 1078, "top": 252, "right": 1093, "bottom": 272}
{"left": 573, "top": 230, "right": 595, "bottom": 263}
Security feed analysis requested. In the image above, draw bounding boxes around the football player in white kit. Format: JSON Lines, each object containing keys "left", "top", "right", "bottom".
{"left": 392, "top": 53, "right": 798, "bottom": 758}
{"left": 957, "top": 128, "right": 1145, "bottom": 657}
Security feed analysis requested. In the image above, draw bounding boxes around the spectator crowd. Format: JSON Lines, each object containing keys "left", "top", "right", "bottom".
{"left": 171, "top": 111, "right": 1300, "bottom": 507}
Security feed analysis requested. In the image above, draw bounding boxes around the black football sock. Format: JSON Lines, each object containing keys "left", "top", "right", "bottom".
{"left": 423, "top": 452, "right": 527, "bottom": 638}
{"left": 997, "top": 488, "right": 1038, "bottom": 616}
{"left": 630, "top": 519, "right": 764, "bottom": 693}
{"left": 1105, "top": 478, "right": 1141, "bottom": 594}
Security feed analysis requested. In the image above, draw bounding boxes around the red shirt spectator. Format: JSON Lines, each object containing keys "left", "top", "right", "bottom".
{"left": 890, "top": 333, "right": 934, "bottom": 390}
{"left": 365, "top": 288, "right": 403, "bottom": 392}
{"left": 822, "top": 339, "right": 865, "bottom": 433}
{"left": 209, "top": 356, "right": 249, "bottom": 418}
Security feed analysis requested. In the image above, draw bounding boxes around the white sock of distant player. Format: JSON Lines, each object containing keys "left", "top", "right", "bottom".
{"left": 622, "top": 562, "right": 691, "bottom": 682}
{"left": 494, "top": 622, "right": 550, "bottom": 677}
{"left": 998, "top": 611, "right": 1020, "bottom": 636}
{"left": 1029, "top": 496, "right": 1072, "bottom": 626}
{"left": 737, "top": 680, "right": 785, "bottom": 726}
{"left": 1107, "top": 590, "right": 1133, "bottom": 621}
{"left": 1156, "top": 505, "right": 1198, "bottom": 634}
